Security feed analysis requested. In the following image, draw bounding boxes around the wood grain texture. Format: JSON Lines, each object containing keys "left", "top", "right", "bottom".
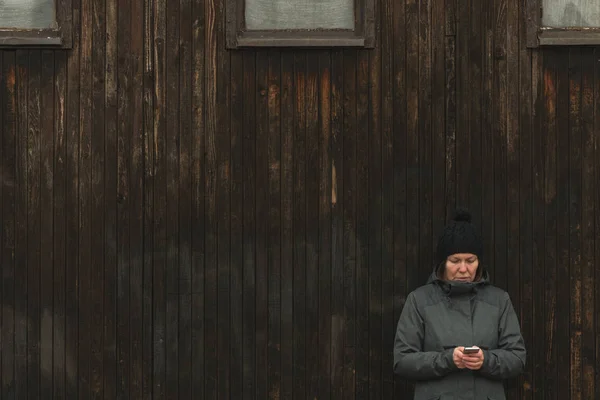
{"left": 0, "top": 1, "right": 598, "bottom": 399}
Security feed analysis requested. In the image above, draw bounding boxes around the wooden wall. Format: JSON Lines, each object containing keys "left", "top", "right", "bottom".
{"left": 0, "top": 0, "right": 599, "bottom": 399}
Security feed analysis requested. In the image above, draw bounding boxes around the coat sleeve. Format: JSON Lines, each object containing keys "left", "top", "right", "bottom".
{"left": 478, "top": 292, "right": 526, "bottom": 380}
{"left": 393, "top": 292, "right": 459, "bottom": 380}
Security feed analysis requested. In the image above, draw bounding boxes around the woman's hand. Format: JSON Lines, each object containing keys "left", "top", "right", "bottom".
{"left": 453, "top": 347, "right": 466, "bottom": 369}
{"left": 462, "top": 347, "right": 485, "bottom": 370}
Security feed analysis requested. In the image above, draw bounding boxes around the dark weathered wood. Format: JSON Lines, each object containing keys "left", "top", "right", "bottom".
{"left": 580, "top": 47, "right": 596, "bottom": 400}
{"left": 279, "top": 51, "right": 294, "bottom": 400}
{"left": 26, "top": 50, "right": 42, "bottom": 400}
{"left": 178, "top": 0, "right": 193, "bottom": 396}
{"left": 90, "top": 0, "right": 106, "bottom": 392}
{"left": 0, "top": 51, "right": 15, "bottom": 400}
{"left": 291, "top": 52, "right": 306, "bottom": 400}
{"left": 64, "top": 0, "right": 80, "bottom": 393}
{"left": 538, "top": 29, "right": 600, "bottom": 46}
{"left": 305, "top": 51, "right": 319, "bottom": 400}
{"left": 2, "top": 1, "right": 600, "bottom": 399}
{"left": 342, "top": 49, "right": 357, "bottom": 400}
{"left": 380, "top": 0, "right": 394, "bottom": 396}
{"left": 216, "top": 0, "right": 231, "bottom": 396}
{"left": 267, "top": 50, "right": 282, "bottom": 400}
{"left": 229, "top": 48, "right": 244, "bottom": 400}
{"left": 39, "top": 49, "right": 54, "bottom": 400}
{"left": 255, "top": 50, "right": 269, "bottom": 400}
{"left": 104, "top": 0, "right": 118, "bottom": 398}
{"left": 568, "top": 47, "right": 583, "bottom": 400}
{"left": 14, "top": 50, "right": 29, "bottom": 400}
{"left": 556, "top": 48, "right": 571, "bottom": 400}
{"left": 525, "top": 0, "right": 539, "bottom": 47}
{"left": 190, "top": 0, "right": 205, "bottom": 396}
{"left": 241, "top": 51, "right": 256, "bottom": 400}
{"left": 318, "top": 51, "right": 333, "bottom": 400}
{"left": 330, "top": 48, "right": 344, "bottom": 400}
{"left": 165, "top": 0, "right": 180, "bottom": 396}
{"left": 129, "top": 0, "right": 145, "bottom": 391}
{"left": 355, "top": 49, "right": 369, "bottom": 399}
{"left": 142, "top": 0, "right": 156, "bottom": 397}
{"left": 152, "top": 0, "right": 167, "bottom": 396}
{"left": 116, "top": 0, "right": 132, "bottom": 393}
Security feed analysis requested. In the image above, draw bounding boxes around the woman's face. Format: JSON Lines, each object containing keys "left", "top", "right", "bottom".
{"left": 444, "top": 253, "right": 479, "bottom": 282}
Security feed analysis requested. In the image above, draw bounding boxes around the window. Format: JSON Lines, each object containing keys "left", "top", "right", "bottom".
{"left": 527, "top": 0, "right": 600, "bottom": 46}
{"left": 0, "top": 0, "right": 72, "bottom": 48}
{"left": 226, "top": 0, "right": 375, "bottom": 48}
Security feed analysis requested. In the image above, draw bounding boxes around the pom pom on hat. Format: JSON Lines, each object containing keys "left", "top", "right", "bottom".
{"left": 453, "top": 208, "right": 472, "bottom": 223}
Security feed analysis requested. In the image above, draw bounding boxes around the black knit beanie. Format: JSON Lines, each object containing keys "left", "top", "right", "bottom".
{"left": 436, "top": 208, "right": 483, "bottom": 264}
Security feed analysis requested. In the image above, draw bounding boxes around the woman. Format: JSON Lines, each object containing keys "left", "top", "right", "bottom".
{"left": 393, "top": 209, "right": 526, "bottom": 400}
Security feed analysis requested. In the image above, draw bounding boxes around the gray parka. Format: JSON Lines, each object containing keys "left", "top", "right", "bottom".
{"left": 393, "top": 268, "right": 526, "bottom": 400}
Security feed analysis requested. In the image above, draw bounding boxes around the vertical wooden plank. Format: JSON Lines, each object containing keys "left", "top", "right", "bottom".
{"left": 117, "top": 0, "right": 133, "bottom": 394}
{"left": 542, "top": 50, "right": 558, "bottom": 400}
{"left": 165, "top": 0, "right": 180, "bottom": 396}
{"left": 216, "top": 0, "right": 231, "bottom": 396}
{"left": 242, "top": 51, "right": 256, "bottom": 400}
{"left": 79, "top": 0, "right": 94, "bottom": 393}
{"left": 405, "top": 0, "right": 419, "bottom": 325}
{"left": 229, "top": 49, "right": 244, "bottom": 400}
{"left": 142, "top": 0, "right": 156, "bottom": 396}
{"left": 318, "top": 51, "right": 332, "bottom": 400}
{"left": 178, "top": 0, "right": 193, "bottom": 396}
{"left": 267, "top": 50, "right": 282, "bottom": 400}
{"left": 279, "top": 51, "right": 294, "bottom": 400}
{"left": 204, "top": 0, "right": 219, "bottom": 394}
{"left": 468, "top": 0, "right": 482, "bottom": 228}
{"left": 455, "top": 0, "right": 470, "bottom": 209}
{"left": 13, "top": 50, "right": 29, "bottom": 400}
{"left": 1, "top": 52, "right": 16, "bottom": 400}
{"left": 540, "top": 49, "right": 560, "bottom": 399}
{"left": 481, "top": 0, "right": 494, "bottom": 283}
{"left": 431, "top": 0, "right": 446, "bottom": 256}
{"left": 368, "top": 0, "right": 383, "bottom": 396}
{"left": 14, "top": 50, "right": 29, "bottom": 400}
{"left": 568, "top": 47, "right": 583, "bottom": 400}
{"left": 555, "top": 48, "right": 570, "bottom": 400}
{"left": 90, "top": 0, "right": 107, "bottom": 393}
{"left": 291, "top": 52, "right": 306, "bottom": 400}
{"left": 190, "top": 0, "right": 205, "bottom": 395}
{"left": 129, "top": 0, "right": 145, "bottom": 395}
{"left": 506, "top": 0, "right": 521, "bottom": 396}
{"left": 355, "top": 49, "right": 369, "bottom": 399}
{"left": 444, "top": 36, "right": 456, "bottom": 219}
{"left": 392, "top": 0, "right": 407, "bottom": 396}
{"left": 304, "top": 51, "right": 319, "bottom": 400}
{"left": 65, "top": 0, "right": 81, "bottom": 393}
{"left": 330, "top": 49, "right": 344, "bottom": 400}
{"left": 594, "top": 47, "right": 600, "bottom": 400}
{"left": 580, "top": 47, "right": 595, "bottom": 400}
{"left": 104, "top": 0, "right": 118, "bottom": 397}
{"left": 342, "top": 49, "right": 357, "bottom": 400}
{"left": 418, "top": 0, "right": 433, "bottom": 286}
{"left": 53, "top": 50, "right": 69, "bottom": 400}
{"left": 380, "top": 0, "right": 394, "bottom": 395}
{"left": 493, "top": 0, "right": 508, "bottom": 292}
{"left": 518, "top": 0, "right": 534, "bottom": 396}
{"left": 445, "top": 0, "right": 456, "bottom": 35}
{"left": 39, "top": 50, "right": 55, "bottom": 400}
{"left": 152, "top": 0, "right": 167, "bottom": 396}
{"left": 27, "top": 50, "right": 42, "bottom": 400}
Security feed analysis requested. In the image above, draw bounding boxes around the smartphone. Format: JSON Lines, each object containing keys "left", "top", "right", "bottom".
{"left": 463, "top": 346, "right": 479, "bottom": 354}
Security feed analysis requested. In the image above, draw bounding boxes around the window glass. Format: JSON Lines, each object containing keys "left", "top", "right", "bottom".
{"left": 245, "top": 0, "right": 354, "bottom": 30}
{"left": 0, "top": 0, "right": 56, "bottom": 29}
{"left": 542, "top": 0, "right": 600, "bottom": 28}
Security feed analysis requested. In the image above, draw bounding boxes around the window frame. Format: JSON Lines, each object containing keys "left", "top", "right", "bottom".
{"left": 526, "top": 0, "right": 600, "bottom": 47}
{"left": 226, "top": 0, "right": 375, "bottom": 49}
{"left": 0, "top": 0, "right": 72, "bottom": 48}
